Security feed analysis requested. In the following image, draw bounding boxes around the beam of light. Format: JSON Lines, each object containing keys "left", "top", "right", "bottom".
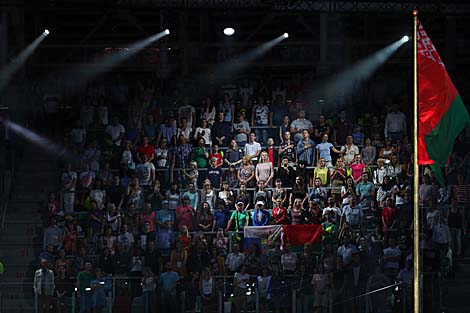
{"left": 0, "top": 30, "right": 49, "bottom": 92}
{"left": 70, "top": 30, "right": 170, "bottom": 87}
{"left": 305, "top": 36, "right": 409, "bottom": 113}
{"left": 224, "top": 27, "right": 235, "bottom": 36}
{"left": 0, "top": 115, "right": 77, "bottom": 161}
{"left": 402, "top": 35, "right": 410, "bottom": 42}
{"left": 207, "top": 33, "right": 288, "bottom": 84}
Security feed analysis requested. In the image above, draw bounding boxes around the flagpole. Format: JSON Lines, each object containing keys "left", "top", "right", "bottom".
{"left": 413, "top": 9, "right": 421, "bottom": 313}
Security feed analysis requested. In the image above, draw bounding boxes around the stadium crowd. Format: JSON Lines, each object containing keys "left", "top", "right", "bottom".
{"left": 33, "top": 78, "right": 469, "bottom": 313}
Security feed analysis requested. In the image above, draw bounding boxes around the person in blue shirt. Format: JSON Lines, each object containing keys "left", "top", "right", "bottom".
{"left": 315, "top": 133, "right": 342, "bottom": 168}
{"left": 91, "top": 268, "right": 106, "bottom": 312}
{"left": 159, "top": 262, "right": 180, "bottom": 313}
{"left": 155, "top": 221, "right": 175, "bottom": 262}
{"left": 296, "top": 130, "right": 316, "bottom": 166}
{"left": 252, "top": 201, "right": 271, "bottom": 226}
{"left": 213, "top": 201, "right": 230, "bottom": 231}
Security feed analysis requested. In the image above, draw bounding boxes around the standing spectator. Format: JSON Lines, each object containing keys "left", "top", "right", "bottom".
{"left": 194, "top": 118, "right": 212, "bottom": 147}
{"left": 281, "top": 244, "right": 298, "bottom": 273}
{"left": 142, "top": 267, "right": 158, "bottom": 313}
{"left": 77, "top": 261, "right": 94, "bottom": 313}
{"left": 213, "top": 202, "right": 230, "bottom": 231}
{"left": 197, "top": 202, "right": 214, "bottom": 231}
{"left": 256, "top": 151, "right": 275, "bottom": 187}
{"left": 244, "top": 132, "right": 262, "bottom": 163}
{"left": 226, "top": 202, "right": 250, "bottom": 232}
{"left": 105, "top": 116, "right": 125, "bottom": 148}
{"left": 296, "top": 129, "right": 316, "bottom": 166}
{"left": 225, "top": 244, "right": 246, "bottom": 273}
{"left": 252, "top": 201, "right": 270, "bottom": 226}
{"left": 356, "top": 172, "right": 376, "bottom": 206}
{"left": 176, "top": 196, "right": 196, "bottom": 231}
{"left": 340, "top": 135, "right": 359, "bottom": 166}
{"left": 333, "top": 110, "right": 352, "bottom": 146}
{"left": 314, "top": 114, "right": 331, "bottom": 143}
{"left": 207, "top": 157, "right": 224, "bottom": 189}
{"left": 366, "top": 266, "right": 390, "bottom": 313}
{"left": 432, "top": 215, "right": 451, "bottom": 261}
{"left": 192, "top": 138, "right": 210, "bottom": 169}
{"left": 311, "top": 263, "right": 332, "bottom": 313}
{"left": 44, "top": 218, "right": 64, "bottom": 251}
{"left": 251, "top": 98, "right": 272, "bottom": 145}
{"left": 212, "top": 111, "right": 232, "bottom": 147}
{"left": 91, "top": 268, "right": 106, "bottom": 313}
{"left": 157, "top": 114, "right": 178, "bottom": 146}
{"left": 219, "top": 93, "right": 235, "bottom": 124}
{"left": 159, "top": 262, "right": 180, "bottom": 313}
{"left": 177, "top": 117, "right": 193, "bottom": 144}
{"left": 378, "top": 138, "right": 396, "bottom": 161}
{"left": 137, "top": 136, "right": 155, "bottom": 164}
{"left": 323, "top": 197, "right": 342, "bottom": 225}
{"left": 178, "top": 98, "right": 197, "bottom": 129}
{"left": 341, "top": 197, "right": 363, "bottom": 229}
{"left": 232, "top": 114, "right": 251, "bottom": 148}
{"left": 448, "top": 201, "right": 464, "bottom": 259}
{"left": 143, "top": 113, "right": 158, "bottom": 142}
{"left": 154, "top": 139, "right": 170, "bottom": 186}
{"left": 156, "top": 221, "right": 175, "bottom": 262}
{"left": 316, "top": 133, "right": 342, "bottom": 168}
{"left": 361, "top": 138, "right": 377, "bottom": 166}
{"left": 279, "top": 131, "right": 297, "bottom": 166}
{"left": 384, "top": 103, "right": 407, "bottom": 143}
{"left": 62, "top": 163, "right": 77, "bottom": 213}
{"left": 233, "top": 266, "right": 250, "bottom": 313}
{"left": 383, "top": 237, "right": 401, "bottom": 280}
{"left": 290, "top": 110, "right": 314, "bottom": 142}
{"left": 201, "top": 97, "right": 217, "bottom": 126}
{"left": 200, "top": 179, "right": 217, "bottom": 212}
{"left": 70, "top": 119, "right": 87, "bottom": 151}
{"left": 381, "top": 198, "right": 398, "bottom": 233}
{"left": 34, "top": 259, "right": 55, "bottom": 313}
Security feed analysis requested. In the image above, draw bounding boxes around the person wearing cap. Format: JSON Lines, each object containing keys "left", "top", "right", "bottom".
{"left": 226, "top": 201, "right": 250, "bottom": 232}
{"left": 252, "top": 201, "right": 270, "bottom": 226}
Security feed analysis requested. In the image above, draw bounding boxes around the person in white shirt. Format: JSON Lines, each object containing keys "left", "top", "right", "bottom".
{"left": 233, "top": 266, "right": 249, "bottom": 313}
{"left": 383, "top": 237, "right": 401, "bottom": 276}
{"left": 337, "top": 236, "right": 359, "bottom": 267}
{"left": 322, "top": 197, "right": 342, "bottom": 225}
{"left": 340, "top": 135, "right": 360, "bottom": 165}
{"left": 341, "top": 197, "right": 363, "bottom": 228}
{"left": 244, "top": 132, "right": 262, "bottom": 163}
{"left": 290, "top": 110, "right": 314, "bottom": 142}
{"left": 177, "top": 100, "right": 196, "bottom": 129}
{"left": 384, "top": 104, "right": 407, "bottom": 142}
{"left": 105, "top": 116, "right": 125, "bottom": 147}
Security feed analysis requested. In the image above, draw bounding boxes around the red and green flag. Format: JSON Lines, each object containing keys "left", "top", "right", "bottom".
{"left": 417, "top": 23, "right": 470, "bottom": 184}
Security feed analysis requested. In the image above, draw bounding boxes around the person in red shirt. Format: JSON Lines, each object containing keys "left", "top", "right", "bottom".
{"left": 381, "top": 197, "right": 398, "bottom": 233}
{"left": 266, "top": 137, "right": 279, "bottom": 167}
{"left": 272, "top": 199, "right": 289, "bottom": 225}
{"left": 209, "top": 144, "right": 224, "bottom": 167}
{"left": 140, "top": 203, "right": 156, "bottom": 232}
{"left": 176, "top": 196, "right": 196, "bottom": 231}
{"left": 136, "top": 136, "right": 155, "bottom": 163}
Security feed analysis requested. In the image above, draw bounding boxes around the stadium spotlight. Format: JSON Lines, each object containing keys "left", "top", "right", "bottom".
{"left": 223, "top": 27, "right": 235, "bottom": 36}
{"left": 402, "top": 35, "right": 410, "bottom": 42}
{"left": 283, "top": 33, "right": 289, "bottom": 39}
{"left": 43, "top": 29, "right": 50, "bottom": 36}
{"left": 164, "top": 29, "right": 170, "bottom": 35}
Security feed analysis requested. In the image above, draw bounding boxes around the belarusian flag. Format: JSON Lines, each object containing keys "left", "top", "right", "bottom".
{"left": 417, "top": 23, "right": 470, "bottom": 181}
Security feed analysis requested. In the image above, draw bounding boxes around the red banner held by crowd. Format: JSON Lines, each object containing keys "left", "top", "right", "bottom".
{"left": 282, "top": 224, "right": 322, "bottom": 246}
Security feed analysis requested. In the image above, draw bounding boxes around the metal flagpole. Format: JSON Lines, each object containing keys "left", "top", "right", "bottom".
{"left": 413, "top": 9, "right": 421, "bottom": 313}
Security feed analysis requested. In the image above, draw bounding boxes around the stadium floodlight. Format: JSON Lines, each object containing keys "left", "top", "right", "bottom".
{"left": 402, "top": 35, "right": 410, "bottom": 42}
{"left": 164, "top": 29, "right": 170, "bottom": 35}
{"left": 43, "top": 29, "right": 50, "bottom": 36}
{"left": 223, "top": 27, "right": 235, "bottom": 36}
{"left": 283, "top": 33, "right": 289, "bottom": 39}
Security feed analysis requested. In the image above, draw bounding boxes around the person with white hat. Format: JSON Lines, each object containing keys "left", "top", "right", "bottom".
{"left": 252, "top": 201, "right": 270, "bottom": 226}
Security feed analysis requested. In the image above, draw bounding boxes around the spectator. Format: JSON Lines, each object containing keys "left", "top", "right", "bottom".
{"left": 137, "top": 136, "right": 155, "bottom": 164}
{"left": 314, "top": 158, "right": 330, "bottom": 187}
{"left": 226, "top": 201, "right": 250, "bottom": 233}
{"left": 219, "top": 181, "right": 235, "bottom": 209}
{"left": 143, "top": 113, "right": 158, "bottom": 142}
{"left": 170, "top": 241, "right": 188, "bottom": 277}
{"left": 105, "top": 203, "right": 122, "bottom": 234}
{"left": 352, "top": 125, "right": 364, "bottom": 146}
{"left": 219, "top": 93, "right": 235, "bottom": 124}
{"left": 350, "top": 154, "right": 367, "bottom": 183}
{"left": 278, "top": 115, "right": 290, "bottom": 144}
{"left": 311, "top": 263, "right": 332, "bottom": 313}
{"left": 212, "top": 229, "right": 228, "bottom": 256}
{"left": 176, "top": 117, "right": 193, "bottom": 145}
{"left": 310, "top": 177, "right": 328, "bottom": 206}
{"left": 157, "top": 114, "right": 178, "bottom": 146}
{"left": 70, "top": 119, "right": 87, "bottom": 151}
{"left": 377, "top": 176, "right": 393, "bottom": 207}
{"left": 279, "top": 131, "right": 297, "bottom": 166}
{"left": 212, "top": 111, "right": 232, "bottom": 147}
{"left": 340, "top": 176, "right": 357, "bottom": 208}
{"left": 76, "top": 261, "right": 94, "bottom": 313}
{"left": 61, "top": 163, "right": 77, "bottom": 213}
{"left": 361, "top": 137, "right": 377, "bottom": 166}
{"left": 63, "top": 217, "right": 79, "bottom": 255}
{"left": 159, "top": 262, "right": 180, "bottom": 313}
{"left": 337, "top": 235, "right": 359, "bottom": 268}
{"left": 154, "top": 139, "right": 170, "bottom": 185}
{"left": 209, "top": 144, "right": 224, "bottom": 167}
{"left": 105, "top": 116, "right": 125, "bottom": 148}
{"left": 225, "top": 244, "right": 246, "bottom": 273}
{"left": 34, "top": 259, "right": 55, "bottom": 313}
{"left": 201, "top": 97, "right": 217, "bottom": 126}
{"left": 314, "top": 114, "right": 331, "bottom": 143}
{"left": 117, "top": 224, "right": 135, "bottom": 252}
{"left": 197, "top": 201, "right": 214, "bottom": 232}
{"left": 156, "top": 221, "right": 175, "bottom": 262}
{"left": 178, "top": 98, "right": 197, "bottom": 129}
{"left": 378, "top": 138, "right": 395, "bottom": 161}
{"left": 181, "top": 161, "right": 199, "bottom": 187}
{"left": 432, "top": 214, "right": 451, "bottom": 261}
{"left": 91, "top": 268, "right": 106, "bottom": 313}
{"left": 381, "top": 198, "right": 399, "bottom": 233}
{"left": 165, "top": 183, "right": 181, "bottom": 212}
{"left": 290, "top": 110, "right": 314, "bottom": 142}
{"left": 194, "top": 118, "right": 212, "bottom": 147}
{"left": 207, "top": 157, "right": 223, "bottom": 189}
{"left": 43, "top": 218, "right": 64, "bottom": 251}
{"left": 296, "top": 129, "right": 316, "bottom": 166}
{"left": 200, "top": 179, "right": 217, "bottom": 212}
{"left": 448, "top": 201, "right": 464, "bottom": 259}
{"left": 145, "top": 240, "right": 162, "bottom": 277}
{"left": 384, "top": 103, "right": 407, "bottom": 143}
{"left": 340, "top": 135, "right": 359, "bottom": 166}
{"left": 315, "top": 133, "right": 342, "bottom": 168}
{"left": 213, "top": 201, "right": 230, "bottom": 231}
{"left": 224, "top": 140, "right": 244, "bottom": 167}
{"left": 383, "top": 237, "right": 402, "bottom": 279}
{"left": 356, "top": 172, "right": 376, "bottom": 206}
{"left": 251, "top": 98, "right": 272, "bottom": 145}
{"left": 272, "top": 178, "right": 287, "bottom": 205}
{"left": 233, "top": 265, "right": 249, "bottom": 313}
{"left": 192, "top": 138, "right": 210, "bottom": 168}
{"left": 341, "top": 197, "right": 363, "bottom": 229}
{"left": 232, "top": 114, "right": 251, "bottom": 148}
{"left": 255, "top": 151, "right": 274, "bottom": 187}
{"left": 387, "top": 154, "right": 402, "bottom": 182}
{"left": 333, "top": 110, "right": 352, "bottom": 146}
{"left": 323, "top": 197, "right": 342, "bottom": 225}
{"left": 98, "top": 247, "right": 115, "bottom": 275}
{"left": 281, "top": 244, "right": 298, "bottom": 273}
{"left": 238, "top": 155, "right": 256, "bottom": 187}
{"left": 142, "top": 267, "right": 158, "bottom": 313}
{"left": 244, "top": 132, "right": 262, "bottom": 163}
{"left": 252, "top": 201, "right": 270, "bottom": 226}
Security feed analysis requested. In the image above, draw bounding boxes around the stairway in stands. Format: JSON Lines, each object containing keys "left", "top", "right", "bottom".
{"left": 443, "top": 239, "right": 470, "bottom": 313}
{"left": 0, "top": 145, "right": 59, "bottom": 313}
